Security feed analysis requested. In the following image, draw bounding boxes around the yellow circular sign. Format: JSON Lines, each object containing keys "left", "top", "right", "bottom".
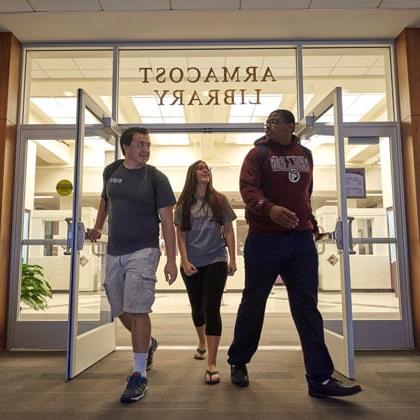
{"left": 56, "top": 179, "right": 73, "bottom": 196}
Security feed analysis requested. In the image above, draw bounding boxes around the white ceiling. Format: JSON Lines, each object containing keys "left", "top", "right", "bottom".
{"left": 1, "top": 0, "right": 420, "bottom": 42}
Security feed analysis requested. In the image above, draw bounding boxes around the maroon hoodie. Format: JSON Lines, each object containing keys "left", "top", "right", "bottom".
{"left": 240, "top": 134, "right": 318, "bottom": 234}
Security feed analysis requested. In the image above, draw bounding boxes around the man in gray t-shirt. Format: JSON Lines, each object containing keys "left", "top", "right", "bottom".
{"left": 87, "top": 127, "right": 177, "bottom": 404}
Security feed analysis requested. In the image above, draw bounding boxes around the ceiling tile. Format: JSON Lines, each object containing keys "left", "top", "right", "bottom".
{"left": 172, "top": 0, "right": 240, "bottom": 10}
{"left": 304, "top": 68, "right": 331, "bottom": 76}
{"left": 380, "top": 0, "right": 420, "bottom": 8}
{"left": 100, "top": 0, "right": 170, "bottom": 11}
{"left": 310, "top": 0, "right": 381, "bottom": 8}
{"left": 73, "top": 57, "right": 113, "bottom": 69}
{"left": 331, "top": 67, "right": 369, "bottom": 76}
{"left": 29, "top": 0, "right": 101, "bottom": 12}
{"left": 0, "top": 0, "right": 33, "bottom": 12}
{"left": 31, "top": 69, "right": 49, "bottom": 78}
{"left": 80, "top": 69, "right": 113, "bottom": 78}
{"left": 241, "top": 0, "right": 310, "bottom": 9}
{"left": 336, "top": 55, "right": 379, "bottom": 67}
{"left": 35, "top": 58, "right": 77, "bottom": 70}
{"left": 45, "top": 69, "right": 84, "bottom": 78}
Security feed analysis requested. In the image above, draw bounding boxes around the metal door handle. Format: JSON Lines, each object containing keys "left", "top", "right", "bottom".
{"left": 334, "top": 220, "right": 343, "bottom": 250}
{"left": 347, "top": 217, "right": 356, "bottom": 255}
{"left": 64, "top": 217, "right": 85, "bottom": 255}
{"left": 64, "top": 217, "right": 73, "bottom": 255}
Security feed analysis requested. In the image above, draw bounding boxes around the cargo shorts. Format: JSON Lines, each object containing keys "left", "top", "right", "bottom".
{"left": 104, "top": 247, "right": 160, "bottom": 318}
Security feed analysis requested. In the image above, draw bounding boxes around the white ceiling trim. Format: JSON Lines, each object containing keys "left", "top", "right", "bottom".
{"left": 2, "top": 0, "right": 420, "bottom": 14}
{"left": 1, "top": 9, "right": 420, "bottom": 42}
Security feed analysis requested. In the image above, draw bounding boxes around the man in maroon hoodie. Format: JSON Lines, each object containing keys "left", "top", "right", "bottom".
{"left": 227, "top": 109, "right": 362, "bottom": 398}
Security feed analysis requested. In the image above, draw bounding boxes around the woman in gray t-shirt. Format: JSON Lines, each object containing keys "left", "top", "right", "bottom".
{"left": 175, "top": 160, "right": 237, "bottom": 385}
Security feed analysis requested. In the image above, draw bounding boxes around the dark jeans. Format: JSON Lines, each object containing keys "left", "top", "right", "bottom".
{"left": 227, "top": 231, "right": 334, "bottom": 386}
{"left": 181, "top": 261, "right": 228, "bottom": 336}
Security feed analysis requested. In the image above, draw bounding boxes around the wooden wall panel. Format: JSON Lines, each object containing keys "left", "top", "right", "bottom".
{"left": 0, "top": 33, "right": 20, "bottom": 351}
{"left": 396, "top": 28, "right": 420, "bottom": 349}
{"left": 405, "top": 31, "right": 420, "bottom": 118}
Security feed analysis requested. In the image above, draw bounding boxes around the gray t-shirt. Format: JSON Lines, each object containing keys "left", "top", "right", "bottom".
{"left": 174, "top": 195, "right": 236, "bottom": 267}
{"left": 102, "top": 162, "right": 176, "bottom": 256}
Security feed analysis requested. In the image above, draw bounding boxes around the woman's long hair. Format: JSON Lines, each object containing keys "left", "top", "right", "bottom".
{"left": 176, "top": 160, "right": 224, "bottom": 231}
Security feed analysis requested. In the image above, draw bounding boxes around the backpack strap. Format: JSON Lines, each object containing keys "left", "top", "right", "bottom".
{"left": 255, "top": 143, "right": 270, "bottom": 168}
{"left": 145, "top": 164, "right": 160, "bottom": 220}
{"left": 103, "top": 158, "right": 124, "bottom": 185}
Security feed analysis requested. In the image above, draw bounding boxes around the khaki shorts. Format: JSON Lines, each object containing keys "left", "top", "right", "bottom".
{"left": 104, "top": 247, "right": 160, "bottom": 318}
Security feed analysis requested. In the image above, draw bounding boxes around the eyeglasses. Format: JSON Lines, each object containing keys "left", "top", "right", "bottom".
{"left": 264, "top": 117, "right": 283, "bottom": 128}
{"left": 196, "top": 165, "right": 211, "bottom": 172}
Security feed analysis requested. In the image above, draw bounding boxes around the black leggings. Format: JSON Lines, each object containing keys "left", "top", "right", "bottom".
{"left": 181, "top": 261, "right": 228, "bottom": 336}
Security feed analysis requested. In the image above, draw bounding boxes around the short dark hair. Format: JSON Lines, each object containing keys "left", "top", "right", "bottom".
{"left": 120, "top": 127, "right": 149, "bottom": 155}
{"left": 269, "top": 109, "right": 296, "bottom": 130}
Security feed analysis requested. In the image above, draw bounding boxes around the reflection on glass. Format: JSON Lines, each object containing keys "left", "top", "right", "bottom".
{"left": 119, "top": 48, "right": 297, "bottom": 124}
{"left": 19, "top": 245, "right": 70, "bottom": 321}
{"left": 20, "top": 137, "right": 115, "bottom": 326}
{"left": 343, "top": 136, "right": 400, "bottom": 320}
{"left": 310, "top": 134, "right": 400, "bottom": 322}
{"left": 23, "top": 50, "right": 113, "bottom": 124}
{"left": 303, "top": 47, "right": 393, "bottom": 122}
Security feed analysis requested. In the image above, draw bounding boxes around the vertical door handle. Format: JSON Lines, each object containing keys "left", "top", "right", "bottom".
{"left": 64, "top": 217, "right": 73, "bottom": 255}
{"left": 77, "top": 221, "right": 85, "bottom": 251}
{"left": 64, "top": 218, "right": 85, "bottom": 255}
{"left": 347, "top": 217, "right": 356, "bottom": 255}
{"left": 333, "top": 220, "right": 343, "bottom": 250}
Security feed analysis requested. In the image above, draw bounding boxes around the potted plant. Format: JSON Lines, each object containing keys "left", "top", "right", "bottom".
{"left": 21, "top": 263, "right": 53, "bottom": 311}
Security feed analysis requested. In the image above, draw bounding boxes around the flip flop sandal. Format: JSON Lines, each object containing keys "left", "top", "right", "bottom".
{"left": 194, "top": 348, "right": 207, "bottom": 360}
{"left": 205, "top": 370, "right": 220, "bottom": 385}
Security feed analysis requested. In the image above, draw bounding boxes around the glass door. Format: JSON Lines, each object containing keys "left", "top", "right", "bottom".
{"left": 66, "top": 89, "right": 119, "bottom": 379}
{"left": 297, "top": 87, "right": 413, "bottom": 378}
{"left": 8, "top": 89, "right": 120, "bottom": 379}
{"left": 305, "top": 87, "right": 356, "bottom": 378}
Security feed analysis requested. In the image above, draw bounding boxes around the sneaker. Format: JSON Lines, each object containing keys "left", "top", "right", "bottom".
{"left": 230, "top": 364, "right": 249, "bottom": 387}
{"left": 308, "top": 377, "right": 362, "bottom": 398}
{"left": 120, "top": 372, "right": 148, "bottom": 403}
{"left": 146, "top": 336, "right": 159, "bottom": 370}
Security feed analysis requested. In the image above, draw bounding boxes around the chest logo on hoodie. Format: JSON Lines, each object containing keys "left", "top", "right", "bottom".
{"left": 288, "top": 169, "right": 300, "bottom": 183}
{"left": 270, "top": 155, "right": 309, "bottom": 183}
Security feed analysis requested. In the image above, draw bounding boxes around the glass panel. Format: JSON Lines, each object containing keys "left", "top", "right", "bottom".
{"left": 19, "top": 244, "right": 70, "bottom": 320}
{"left": 306, "top": 134, "right": 344, "bottom": 333}
{"left": 76, "top": 134, "right": 115, "bottom": 335}
{"left": 118, "top": 48, "right": 296, "bottom": 124}
{"left": 23, "top": 50, "right": 113, "bottom": 124}
{"left": 19, "top": 136, "right": 115, "bottom": 326}
{"left": 23, "top": 138, "right": 76, "bottom": 239}
{"left": 303, "top": 47, "right": 394, "bottom": 122}
{"left": 343, "top": 136, "right": 401, "bottom": 320}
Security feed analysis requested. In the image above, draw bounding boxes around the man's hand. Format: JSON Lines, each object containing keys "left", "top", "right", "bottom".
{"left": 181, "top": 260, "right": 198, "bottom": 277}
{"left": 164, "top": 261, "right": 178, "bottom": 285}
{"left": 269, "top": 206, "right": 299, "bottom": 229}
{"left": 86, "top": 228, "right": 102, "bottom": 242}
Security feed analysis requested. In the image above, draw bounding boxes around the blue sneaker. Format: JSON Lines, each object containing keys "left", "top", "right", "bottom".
{"left": 120, "top": 372, "right": 148, "bottom": 403}
{"left": 147, "top": 336, "right": 159, "bottom": 370}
